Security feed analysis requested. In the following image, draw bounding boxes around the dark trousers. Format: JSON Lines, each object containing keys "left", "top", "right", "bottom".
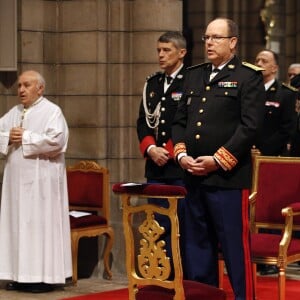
{"left": 183, "top": 184, "right": 254, "bottom": 300}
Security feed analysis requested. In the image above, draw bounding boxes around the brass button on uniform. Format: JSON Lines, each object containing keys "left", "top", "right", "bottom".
{"left": 161, "top": 107, "right": 165, "bottom": 111}
{"left": 161, "top": 97, "right": 166, "bottom": 101}
{"left": 206, "top": 86, "right": 210, "bottom": 91}
{"left": 202, "top": 97, "right": 206, "bottom": 102}
{"left": 195, "top": 134, "right": 200, "bottom": 140}
{"left": 199, "top": 109, "right": 204, "bottom": 114}
{"left": 161, "top": 119, "right": 165, "bottom": 124}
{"left": 197, "top": 122, "right": 202, "bottom": 127}
{"left": 225, "top": 91, "right": 228, "bottom": 95}
{"left": 161, "top": 131, "right": 166, "bottom": 136}
{"left": 162, "top": 143, "right": 166, "bottom": 147}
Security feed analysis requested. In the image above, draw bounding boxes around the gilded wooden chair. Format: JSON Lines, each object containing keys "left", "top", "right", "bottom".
{"left": 249, "top": 155, "right": 300, "bottom": 300}
{"left": 112, "top": 183, "right": 227, "bottom": 300}
{"left": 67, "top": 160, "right": 114, "bottom": 284}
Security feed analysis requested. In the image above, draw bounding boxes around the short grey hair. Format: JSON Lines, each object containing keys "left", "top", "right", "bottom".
{"left": 158, "top": 31, "right": 187, "bottom": 49}
{"left": 35, "top": 71, "right": 46, "bottom": 89}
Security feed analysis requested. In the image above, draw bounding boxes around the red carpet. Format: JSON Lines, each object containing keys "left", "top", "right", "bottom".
{"left": 62, "top": 276, "right": 300, "bottom": 299}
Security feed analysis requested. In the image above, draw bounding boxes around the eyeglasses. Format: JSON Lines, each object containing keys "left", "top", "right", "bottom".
{"left": 202, "top": 35, "right": 234, "bottom": 43}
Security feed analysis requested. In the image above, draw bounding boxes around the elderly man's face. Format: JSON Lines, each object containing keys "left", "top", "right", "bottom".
{"left": 255, "top": 50, "right": 278, "bottom": 82}
{"left": 17, "top": 71, "right": 44, "bottom": 108}
{"left": 288, "top": 66, "right": 300, "bottom": 82}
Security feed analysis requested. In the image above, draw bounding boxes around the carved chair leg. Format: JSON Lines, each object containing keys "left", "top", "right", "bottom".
{"left": 71, "top": 233, "right": 79, "bottom": 285}
{"left": 252, "top": 263, "right": 257, "bottom": 300}
{"left": 278, "top": 267, "right": 286, "bottom": 300}
{"left": 103, "top": 229, "right": 114, "bottom": 279}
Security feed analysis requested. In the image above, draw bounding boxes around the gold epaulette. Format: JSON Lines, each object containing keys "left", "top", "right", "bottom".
{"left": 146, "top": 71, "right": 163, "bottom": 81}
{"left": 282, "top": 82, "right": 298, "bottom": 92}
{"left": 242, "top": 62, "right": 264, "bottom": 72}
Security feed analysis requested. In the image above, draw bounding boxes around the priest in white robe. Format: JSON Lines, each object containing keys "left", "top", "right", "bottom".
{"left": 0, "top": 70, "right": 72, "bottom": 293}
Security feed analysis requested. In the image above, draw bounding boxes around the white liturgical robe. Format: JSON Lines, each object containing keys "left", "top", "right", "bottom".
{"left": 0, "top": 97, "right": 72, "bottom": 283}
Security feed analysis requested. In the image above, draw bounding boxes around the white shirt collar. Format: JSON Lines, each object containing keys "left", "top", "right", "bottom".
{"left": 167, "top": 64, "right": 184, "bottom": 80}
{"left": 264, "top": 79, "right": 275, "bottom": 91}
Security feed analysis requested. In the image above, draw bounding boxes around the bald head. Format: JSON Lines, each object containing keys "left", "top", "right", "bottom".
{"left": 204, "top": 18, "right": 238, "bottom": 67}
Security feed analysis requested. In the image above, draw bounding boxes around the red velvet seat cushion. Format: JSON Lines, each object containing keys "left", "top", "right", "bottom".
{"left": 70, "top": 215, "right": 107, "bottom": 229}
{"left": 136, "top": 280, "right": 226, "bottom": 300}
{"left": 251, "top": 233, "right": 300, "bottom": 257}
{"left": 112, "top": 183, "right": 187, "bottom": 197}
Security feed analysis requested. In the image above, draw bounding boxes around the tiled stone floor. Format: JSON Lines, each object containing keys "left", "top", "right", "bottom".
{"left": 0, "top": 265, "right": 299, "bottom": 300}
{"left": 0, "top": 273, "right": 128, "bottom": 300}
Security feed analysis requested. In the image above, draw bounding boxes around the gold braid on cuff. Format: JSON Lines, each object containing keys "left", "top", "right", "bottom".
{"left": 174, "top": 143, "right": 187, "bottom": 158}
{"left": 214, "top": 146, "right": 238, "bottom": 171}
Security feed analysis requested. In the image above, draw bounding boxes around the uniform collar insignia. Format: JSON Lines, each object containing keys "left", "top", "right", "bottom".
{"left": 228, "top": 64, "right": 235, "bottom": 69}
{"left": 177, "top": 74, "right": 183, "bottom": 79}
{"left": 150, "top": 91, "right": 155, "bottom": 98}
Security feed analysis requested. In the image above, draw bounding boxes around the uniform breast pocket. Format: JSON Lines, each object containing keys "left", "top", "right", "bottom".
{"left": 186, "top": 96, "right": 201, "bottom": 113}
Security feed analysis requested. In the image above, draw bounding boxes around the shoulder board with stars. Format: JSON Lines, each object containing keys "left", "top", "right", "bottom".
{"left": 282, "top": 82, "right": 298, "bottom": 92}
{"left": 146, "top": 71, "right": 163, "bottom": 81}
{"left": 187, "top": 62, "right": 210, "bottom": 70}
{"left": 242, "top": 61, "right": 264, "bottom": 72}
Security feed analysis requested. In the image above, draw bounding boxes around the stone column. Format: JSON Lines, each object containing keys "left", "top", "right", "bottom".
{"left": 108, "top": 0, "right": 183, "bottom": 275}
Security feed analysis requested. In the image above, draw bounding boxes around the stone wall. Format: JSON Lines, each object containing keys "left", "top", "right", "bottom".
{"left": 0, "top": 0, "right": 184, "bottom": 278}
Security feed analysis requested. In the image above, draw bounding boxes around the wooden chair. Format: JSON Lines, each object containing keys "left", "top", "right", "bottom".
{"left": 67, "top": 160, "right": 114, "bottom": 284}
{"left": 112, "top": 183, "right": 227, "bottom": 300}
{"left": 249, "top": 155, "right": 300, "bottom": 300}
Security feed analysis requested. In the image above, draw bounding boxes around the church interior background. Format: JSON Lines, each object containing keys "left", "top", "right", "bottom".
{"left": 0, "top": 0, "right": 300, "bottom": 279}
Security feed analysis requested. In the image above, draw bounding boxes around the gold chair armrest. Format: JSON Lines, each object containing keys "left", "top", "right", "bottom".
{"left": 278, "top": 207, "right": 294, "bottom": 266}
{"left": 249, "top": 191, "right": 257, "bottom": 204}
{"left": 249, "top": 192, "right": 257, "bottom": 233}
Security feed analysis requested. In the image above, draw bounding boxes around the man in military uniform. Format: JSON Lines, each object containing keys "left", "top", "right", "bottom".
{"left": 290, "top": 73, "right": 300, "bottom": 156}
{"left": 172, "top": 18, "right": 265, "bottom": 300}
{"left": 136, "top": 31, "right": 187, "bottom": 259}
{"left": 254, "top": 49, "right": 297, "bottom": 157}
{"left": 287, "top": 63, "right": 300, "bottom": 83}
{"left": 253, "top": 50, "right": 297, "bottom": 275}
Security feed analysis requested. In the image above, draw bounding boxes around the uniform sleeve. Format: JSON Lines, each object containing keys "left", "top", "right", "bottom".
{"left": 136, "top": 96, "right": 156, "bottom": 156}
{"left": 172, "top": 82, "right": 189, "bottom": 159}
{"left": 219, "top": 71, "right": 265, "bottom": 166}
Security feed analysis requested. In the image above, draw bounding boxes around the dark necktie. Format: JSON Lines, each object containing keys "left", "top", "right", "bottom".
{"left": 209, "top": 68, "right": 220, "bottom": 81}
{"left": 166, "top": 75, "right": 173, "bottom": 84}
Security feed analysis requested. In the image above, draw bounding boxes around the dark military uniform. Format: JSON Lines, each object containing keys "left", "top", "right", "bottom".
{"left": 136, "top": 67, "right": 187, "bottom": 262}
{"left": 137, "top": 67, "right": 186, "bottom": 181}
{"left": 172, "top": 56, "right": 265, "bottom": 300}
{"left": 256, "top": 80, "right": 297, "bottom": 156}
{"left": 289, "top": 74, "right": 300, "bottom": 156}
